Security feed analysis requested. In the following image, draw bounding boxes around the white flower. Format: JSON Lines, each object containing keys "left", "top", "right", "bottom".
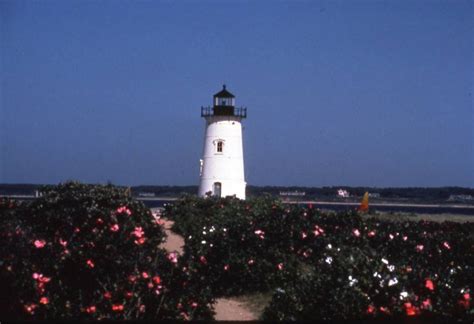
{"left": 202, "top": 231, "right": 207, "bottom": 235}
{"left": 348, "top": 276, "right": 358, "bottom": 287}
{"left": 223, "top": 228, "right": 227, "bottom": 232}
{"left": 381, "top": 258, "right": 389, "bottom": 265}
{"left": 188, "top": 235, "right": 192, "bottom": 239}
{"left": 201, "top": 240, "right": 207, "bottom": 244}
{"left": 388, "top": 278, "right": 398, "bottom": 286}
{"left": 400, "top": 291, "right": 408, "bottom": 299}
{"left": 373, "top": 272, "right": 379, "bottom": 277}
{"left": 325, "top": 257, "right": 333, "bottom": 264}
{"left": 388, "top": 265, "right": 395, "bottom": 272}
{"left": 327, "top": 244, "right": 332, "bottom": 249}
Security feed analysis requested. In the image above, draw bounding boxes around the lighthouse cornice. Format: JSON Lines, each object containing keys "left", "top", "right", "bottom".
{"left": 201, "top": 106, "right": 247, "bottom": 119}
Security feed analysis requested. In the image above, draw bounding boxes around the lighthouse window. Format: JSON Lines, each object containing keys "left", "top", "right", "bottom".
{"left": 217, "top": 141, "right": 223, "bottom": 153}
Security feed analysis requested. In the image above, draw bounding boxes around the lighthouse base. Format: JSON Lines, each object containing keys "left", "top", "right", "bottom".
{"left": 198, "top": 179, "right": 246, "bottom": 200}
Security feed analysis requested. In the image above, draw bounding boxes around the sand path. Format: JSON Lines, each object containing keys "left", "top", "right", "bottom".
{"left": 156, "top": 215, "right": 257, "bottom": 321}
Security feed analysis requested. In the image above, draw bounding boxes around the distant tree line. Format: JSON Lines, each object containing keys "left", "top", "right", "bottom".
{"left": 1, "top": 183, "right": 473, "bottom": 203}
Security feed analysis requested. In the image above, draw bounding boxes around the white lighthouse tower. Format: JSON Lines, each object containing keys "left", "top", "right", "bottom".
{"left": 198, "top": 85, "right": 247, "bottom": 199}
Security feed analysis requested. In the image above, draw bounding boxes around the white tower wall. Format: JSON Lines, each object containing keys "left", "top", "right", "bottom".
{"left": 199, "top": 115, "right": 246, "bottom": 199}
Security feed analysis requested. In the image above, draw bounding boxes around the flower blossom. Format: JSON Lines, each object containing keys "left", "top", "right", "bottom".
{"left": 86, "top": 259, "right": 95, "bottom": 268}
{"left": 34, "top": 240, "right": 46, "bottom": 248}
{"left": 404, "top": 302, "right": 418, "bottom": 316}
{"left": 132, "top": 227, "right": 144, "bottom": 238}
{"left": 24, "top": 303, "right": 37, "bottom": 314}
{"left": 254, "top": 229, "right": 265, "bottom": 239}
{"left": 142, "top": 272, "right": 149, "bottom": 279}
{"left": 352, "top": 229, "right": 361, "bottom": 237}
{"left": 112, "top": 304, "right": 124, "bottom": 312}
{"left": 153, "top": 276, "right": 161, "bottom": 284}
{"left": 168, "top": 252, "right": 178, "bottom": 264}
{"left": 103, "top": 291, "right": 112, "bottom": 299}
{"left": 416, "top": 245, "right": 424, "bottom": 252}
{"left": 116, "top": 206, "right": 132, "bottom": 215}
{"left": 443, "top": 241, "right": 451, "bottom": 250}
{"left": 200, "top": 256, "right": 207, "bottom": 264}
{"left": 110, "top": 224, "right": 120, "bottom": 232}
{"left": 313, "top": 225, "right": 324, "bottom": 236}
{"left": 224, "top": 264, "right": 230, "bottom": 271}
{"left": 59, "top": 238, "right": 68, "bottom": 247}
{"left": 421, "top": 298, "right": 432, "bottom": 309}
{"left": 248, "top": 259, "right": 255, "bottom": 265}
{"left": 301, "top": 232, "right": 307, "bottom": 239}
{"left": 277, "top": 263, "right": 284, "bottom": 270}
{"left": 367, "top": 231, "right": 376, "bottom": 237}
{"left": 39, "top": 297, "right": 49, "bottom": 305}
{"left": 134, "top": 237, "right": 146, "bottom": 245}
{"left": 425, "top": 279, "right": 435, "bottom": 291}
{"left": 85, "top": 305, "right": 96, "bottom": 314}
{"left": 366, "top": 305, "right": 375, "bottom": 314}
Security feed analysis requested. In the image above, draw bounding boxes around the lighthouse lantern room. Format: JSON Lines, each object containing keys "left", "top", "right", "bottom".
{"left": 199, "top": 85, "right": 247, "bottom": 199}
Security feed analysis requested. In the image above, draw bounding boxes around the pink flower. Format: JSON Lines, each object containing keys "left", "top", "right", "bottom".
{"left": 421, "top": 298, "right": 432, "bottom": 309}
{"left": 125, "top": 291, "right": 133, "bottom": 299}
{"left": 86, "top": 259, "right": 95, "bottom": 268}
{"left": 443, "top": 241, "right": 451, "bottom": 249}
{"left": 59, "top": 238, "right": 68, "bottom": 247}
{"left": 416, "top": 245, "right": 424, "bottom": 252}
{"left": 352, "top": 229, "right": 361, "bottom": 237}
{"left": 116, "top": 206, "right": 132, "bottom": 215}
{"left": 191, "top": 302, "right": 198, "bottom": 308}
{"left": 32, "top": 273, "right": 41, "bottom": 280}
{"left": 112, "top": 304, "right": 124, "bottom": 312}
{"left": 224, "top": 264, "right": 230, "bottom": 271}
{"left": 38, "top": 276, "right": 51, "bottom": 283}
{"left": 96, "top": 218, "right": 104, "bottom": 225}
{"left": 110, "top": 224, "right": 120, "bottom": 232}
{"left": 34, "top": 240, "right": 46, "bottom": 248}
{"left": 403, "top": 236, "right": 408, "bottom": 241}
{"left": 142, "top": 272, "right": 149, "bottom": 279}
{"left": 24, "top": 303, "right": 37, "bottom": 314}
{"left": 74, "top": 227, "right": 80, "bottom": 233}
{"left": 168, "top": 252, "right": 178, "bottom": 264}
{"left": 277, "top": 263, "right": 284, "bottom": 270}
{"left": 147, "top": 282, "right": 154, "bottom": 289}
{"left": 389, "top": 234, "right": 394, "bottom": 240}
{"left": 463, "top": 293, "right": 470, "bottom": 300}
{"left": 248, "top": 259, "right": 255, "bottom": 265}
{"left": 301, "top": 232, "right": 307, "bottom": 239}
{"left": 367, "top": 231, "right": 376, "bottom": 237}
{"left": 139, "top": 305, "right": 146, "bottom": 313}
{"left": 85, "top": 305, "right": 96, "bottom": 313}
{"left": 199, "top": 256, "right": 207, "bottom": 265}
{"left": 128, "top": 275, "right": 137, "bottom": 283}
{"left": 153, "top": 276, "right": 161, "bottom": 284}
{"left": 425, "top": 279, "right": 435, "bottom": 291}
{"left": 39, "top": 297, "right": 49, "bottom": 305}
{"left": 132, "top": 227, "right": 145, "bottom": 238}
{"left": 103, "top": 291, "right": 112, "bottom": 299}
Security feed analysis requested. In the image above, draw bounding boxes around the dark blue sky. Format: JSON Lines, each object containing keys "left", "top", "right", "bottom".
{"left": 1, "top": 1, "right": 473, "bottom": 187}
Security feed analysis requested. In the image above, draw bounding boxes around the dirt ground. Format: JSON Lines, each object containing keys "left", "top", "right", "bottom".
{"left": 156, "top": 215, "right": 258, "bottom": 321}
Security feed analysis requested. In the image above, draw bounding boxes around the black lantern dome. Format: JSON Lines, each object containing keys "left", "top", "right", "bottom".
{"left": 201, "top": 85, "right": 247, "bottom": 118}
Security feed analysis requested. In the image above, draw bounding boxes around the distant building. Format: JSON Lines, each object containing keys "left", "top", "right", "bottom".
{"left": 337, "top": 189, "right": 350, "bottom": 198}
{"left": 279, "top": 191, "right": 306, "bottom": 197}
{"left": 138, "top": 192, "right": 156, "bottom": 197}
{"left": 368, "top": 193, "right": 380, "bottom": 198}
{"left": 448, "top": 194, "right": 474, "bottom": 202}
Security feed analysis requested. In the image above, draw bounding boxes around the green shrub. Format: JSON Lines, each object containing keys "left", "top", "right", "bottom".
{"left": 0, "top": 182, "right": 214, "bottom": 320}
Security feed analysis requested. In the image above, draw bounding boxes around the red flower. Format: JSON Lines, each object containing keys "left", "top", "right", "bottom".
{"left": 85, "top": 305, "right": 96, "bottom": 313}
{"left": 134, "top": 237, "right": 146, "bottom": 245}
{"left": 153, "top": 276, "right": 161, "bottom": 284}
{"left": 96, "top": 218, "right": 104, "bottom": 225}
{"left": 128, "top": 275, "right": 137, "bottom": 283}
{"left": 86, "top": 259, "right": 95, "bottom": 268}
{"left": 103, "top": 291, "right": 112, "bottom": 299}
{"left": 463, "top": 293, "right": 470, "bottom": 301}
{"left": 366, "top": 305, "right": 375, "bottom": 314}
{"left": 39, "top": 297, "right": 49, "bottom": 305}
{"left": 425, "top": 279, "right": 435, "bottom": 291}
{"left": 110, "top": 224, "right": 120, "bottom": 232}
{"left": 112, "top": 304, "right": 124, "bottom": 312}
{"left": 404, "top": 302, "right": 418, "bottom": 316}
{"left": 34, "top": 240, "right": 46, "bottom": 248}
{"left": 142, "top": 272, "right": 149, "bottom": 279}
{"left": 125, "top": 291, "right": 133, "bottom": 298}
{"left": 191, "top": 302, "right": 198, "bottom": 308}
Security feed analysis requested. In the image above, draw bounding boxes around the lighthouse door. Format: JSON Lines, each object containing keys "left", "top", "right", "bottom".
{"left": 213, "top": 182, "right": 222, "bottom": 197}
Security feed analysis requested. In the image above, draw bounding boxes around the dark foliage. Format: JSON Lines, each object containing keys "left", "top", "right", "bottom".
{"left": 164, "top": 195, "right": 474, "bottom": 321}
{"left": 0, "top": 183, "right": 213, "bottom": 320}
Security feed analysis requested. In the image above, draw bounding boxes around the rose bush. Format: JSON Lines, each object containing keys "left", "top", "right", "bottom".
{"left": 165, "top": 196, "right": 474, "bottom": 321}
{"left": 0, "top": 183, "right": 213, "bottom": 320}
